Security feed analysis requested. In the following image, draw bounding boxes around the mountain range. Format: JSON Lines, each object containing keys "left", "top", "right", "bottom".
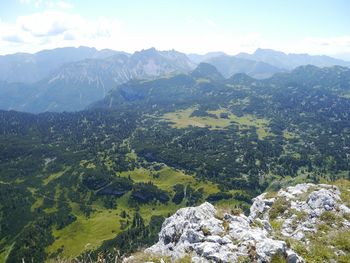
{"left": 0, "top": 47, "right": 195, "bottom": 112}
{"left": 0, "top": 46, "right": 123, "bottom": 84}
{"left": 237, "top": 48, "right": 350, "bottom": 69}
{"left": 0, "top": 46, "right": 349, "bottom": 113}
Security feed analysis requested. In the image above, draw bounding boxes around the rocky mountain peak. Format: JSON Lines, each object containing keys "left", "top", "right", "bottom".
{"left": 191, "top": 63, "right": 224, "bottom": 81}
{"left": 125, "top": 183, "right": 350, "bottom": 262}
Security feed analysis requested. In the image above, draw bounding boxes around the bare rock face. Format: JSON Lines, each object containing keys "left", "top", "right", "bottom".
{"left": 250, "top": 183, "right": 350, "bottom": 243}
{"left": 131, "top": 183, "right": 350, "bottom": 262}
{"left": 145, "top": 203, "right": 303, "bottom": 263}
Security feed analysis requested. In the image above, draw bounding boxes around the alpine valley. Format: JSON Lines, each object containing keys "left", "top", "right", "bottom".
{"left": 0, "top": 47, "right": 350, "bottom": 263}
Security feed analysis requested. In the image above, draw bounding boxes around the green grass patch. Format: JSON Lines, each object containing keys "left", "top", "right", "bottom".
{"left": 43, "top": 167, "right": 71, "bottom": 185}
{"left": 196, "top": 78, "right": 211, "bottom": 83}
{"left": 264, "top": 191, "right": 278, "bottom": 199}
{"left": 269, "top": 197, "right": 290, "bottom": 220}
{"left": 283, "top": 130, "right": 299, "bottom": 140}
{"left": 161, "top": 107, "right": 272, "bottom": 139}
{"left": 47, "top": 208, "right": 123, "bottom": 258}
{"left": 31, "top": 196, "right": 44, "bottom": 212}
{"left": 270, "top": 219, "right": 283, "bottom": 231}
{"left": 0, "top": 242, "right": 14, "bottom": 263}
{"left": 340, "top": 91, "right": 350, "bottom": 99}
{"left": 46, "top": 165, "right": 221, "bottom": 259}
{"left": 119, "top": 166, "right": 219, "bottom": 196}
{"left": 333, "top": 179, "right": 350, "bottom": 207}
{"left": 330, "top": 230, "right": 350, "bottom": 252}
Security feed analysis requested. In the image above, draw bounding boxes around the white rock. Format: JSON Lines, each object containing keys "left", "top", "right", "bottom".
{"left": 146, "top": 201, "right": 303, "bottom": 262}
{"left": 144, "top": 183, "right": 350, "bottom": 262}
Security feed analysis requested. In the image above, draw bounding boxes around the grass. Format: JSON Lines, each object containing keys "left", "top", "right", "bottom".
{"left": 119, "top": 166, "right": 219, "bottom": 196}
{"left": 48, "top": 192, "right": 194, "bottom": 259}
{"left": 196, "top": 78, "right": 211, "bottom": 83}
{"left": 0, "top": 242, "right": 14, "bottom": 263}
{"left": 45, "top": 173, "right": 350, "bottom": 261}
{"left": 31, "top": 196, "right": 44, "bottom": 212}
{"left": 333, "top": 179, "right": 350, "bottom": 207}
{"left": 47, "top": 207, "right": 123, "bottom": 258}
{"left": 264, "top": 191, "right": 278, "bottom": 199}
{"left": 320, "top": 211, "right": 340, "bottom": 224}
{"left": 46, "top": 165, "right": 222, "bottom": 259}
{"left": 79, "top": 160, "right": 96, "bottom": 169}
{"left": 270, "top": 219, "right": 283, "bottom": 232}
{"left": 286, "top": 216, "right": 350, "bottom": 263}
{"left": 161, "top": 106, "right": 272, "bottom": 139}
{"left": 266, "top": 180, "right": 350, "bottom": 263}
{"left": 330, "top": 230, "right": 350, "bottom": 252}
{"left": 340, "top": 91, "right": 350, "bottom": 99}
{"left": 283, "top": 130, "right": 299, "bottom": 140}
{"left": 271, "top": 252, "right": 287, "bottom": 263}
{"left": 43, "top": 167, "right": 71, "bottom": 185}
{"left": 201, "top": 226, "right": 211, "bottom": 236}
{"left": 123, "top": 251, "right": 192, "bottom": 263}
{"left": 269, "top": 197, "right": 290, "bottom": 220}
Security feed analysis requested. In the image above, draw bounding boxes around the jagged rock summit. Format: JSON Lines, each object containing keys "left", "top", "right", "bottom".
{"left": 143, "top": 202, "right": 302, "bottom": 263}
{"left": 250, "top": 183, "right": 350, "bottom": 243}
{"left": 125, "top": 183, "right": 350, "bottom": 262}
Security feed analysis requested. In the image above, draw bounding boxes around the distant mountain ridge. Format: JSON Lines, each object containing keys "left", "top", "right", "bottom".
{"left": 0, "top": 46, "right": 350, "bottom": 113}
{"left": 236, "top": 48, "right": 350, "bottom": 69}
{"left": 203, "top": 55, "right": 285, "bottom": 79}
{"left": 188, "top": 48, "right": 350, "bottom": 79}
{"left": 92, "top": 63, "right": 350, "bottom": 112}
{"left": 0, "top": 48, "right": 195, "bottom": 112}
{"left": 0, "top": 46, "right": 125, "bottom": 83}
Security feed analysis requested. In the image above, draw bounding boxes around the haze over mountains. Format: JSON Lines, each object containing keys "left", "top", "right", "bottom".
{"left": 0, "top": 46, "right": 349, "bottom": 113}
{"left": 0, "top": 46, "right": 122, "bottom": 83}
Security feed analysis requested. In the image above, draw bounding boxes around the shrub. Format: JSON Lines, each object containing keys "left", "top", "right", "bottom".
{"left": 271, "top": 252, "right": 287, "bottom": 263}
{"left": 269, "top": 197, "right": 290, "bottom": 220}
{"left": 270, "top": 219, "right": 283, "bottom": 231}
{"left": 331, "top": 230, "right": 350, "bottom": 252}
{"left": 320, "top": 211, "right": 338, "bottom": 224}
{"left": 130, "top": 182, "right": 170, "bottom": 204}
{"left": 201, "top": 226, "right": 211, "bottom": 236}
{"left": 206, "top": 192, "right": 232, "bottom": 202}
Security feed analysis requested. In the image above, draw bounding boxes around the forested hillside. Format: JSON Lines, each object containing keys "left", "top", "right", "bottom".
{"left": 0, "top": 64, "right": 350, "bottom": 262}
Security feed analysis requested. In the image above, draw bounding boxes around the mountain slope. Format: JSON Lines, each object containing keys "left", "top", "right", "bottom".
{"left": 204, "top": 55, "right": 285, "bottom": 79}
{"left": 190, "top": 62, "right": 225, "bottom": 81}
{"left": 187, "top": 51, "right": 227, "bottom": 64}
{"left": 93, "top": 64, "right": 350, "bottom": 189}
{"left": 0, "top": 48, "right": 195, "bottom": 113}
{"left": 1, "top": 64, "right": 350, "bottom": 262}
{"left": 0, "top": 46, "right": 124, "bottom": 83}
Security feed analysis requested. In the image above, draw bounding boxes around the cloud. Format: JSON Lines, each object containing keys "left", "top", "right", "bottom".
{"left": 18, "top": 11, "right": 79, "bottom": 37}
{"left": 19, "top": 0, "right": 73, "bottom": 9}
{"left": 0, "top": 11, "right": 124, "bottom": 54}
{"left": 273, "top": 36, "right": 350, "bottom": 57}
{"left": 1, "top": 9, "right": 350, "bottom": 59}
{"left": 2, "top": 35, "right": 24, "bottom": 43}
{"left": 55, "top": 1, "right": 73, "bottom": 9}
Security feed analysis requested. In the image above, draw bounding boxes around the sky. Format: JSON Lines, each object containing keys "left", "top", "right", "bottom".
{"left": 0, "top": 0, "right": 349, "bottom": 59}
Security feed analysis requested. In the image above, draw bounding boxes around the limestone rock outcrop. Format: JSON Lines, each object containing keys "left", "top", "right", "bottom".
{"left": 250, "top": 183, "right": 350, "bottom": 243}
{"left": 126, "top": 183, "right": 350, "bottom": 262}
{"left": 145, "top": 202, "right": 303, "bottom": 262}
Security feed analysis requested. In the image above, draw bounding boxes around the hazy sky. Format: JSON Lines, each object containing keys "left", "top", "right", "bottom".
{"left": 0, "top": 0, "right": 349, "bottom": 58}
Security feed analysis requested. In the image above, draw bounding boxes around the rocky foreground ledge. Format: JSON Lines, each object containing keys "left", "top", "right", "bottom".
{"left": 125, "top": 183, "right": 350, "bottom": 262}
